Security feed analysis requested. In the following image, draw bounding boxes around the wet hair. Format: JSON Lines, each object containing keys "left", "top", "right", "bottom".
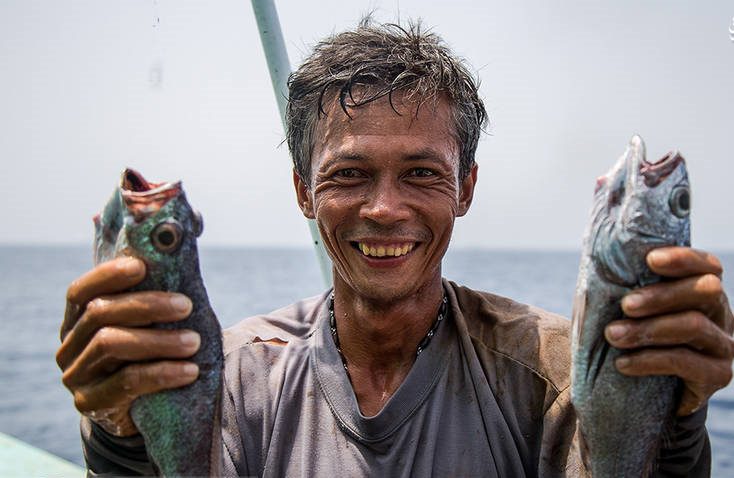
{"left": 286, "top": 18, "right": 488, "bottom": 185}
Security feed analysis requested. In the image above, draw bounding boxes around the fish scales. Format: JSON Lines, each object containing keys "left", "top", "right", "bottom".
{"left": 571, "top": 136, "right": 691, "bottom": 477}
{"left": 93, "top": 169, "right": 223, "bottom": 477}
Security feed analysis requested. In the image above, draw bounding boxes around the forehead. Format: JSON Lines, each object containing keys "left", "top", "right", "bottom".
{"left": 311, "top": 92, "right": 458, "bottom": 162}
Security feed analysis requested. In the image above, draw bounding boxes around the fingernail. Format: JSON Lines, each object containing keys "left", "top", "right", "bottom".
{"left": 622, "top": 292, "right": 644, "bottom": 311}
{"left": 648, "top": 249, "right": 669, "bottom": 267}
{"left": 170, "top": 295, "right": 192, "bottom": 314}
{"left": 180, "top": 331, "right": 200, "bottom": 348}
{"left": 616, "top": 356, "right": 631, "bottom": 369}
{"left": 118, "top": 257, "right": 142, "bottom": 277}
{"left": 606, "top": 324, "right": 627, "bottom": 341}
{"left": 182, "top": 363, "right": 199, "bottom": 377}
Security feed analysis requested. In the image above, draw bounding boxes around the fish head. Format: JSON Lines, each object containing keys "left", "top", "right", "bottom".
{"left": 621, "top": 137, "right": 690, "bottom": 247}
{"left": 590, "top": 135, "right": 691, "bottom": 287}
{"left": 94, "top": 168, "right": 204, "bottom": 291}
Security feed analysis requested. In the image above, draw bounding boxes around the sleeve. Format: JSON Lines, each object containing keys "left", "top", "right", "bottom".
{"left": 80, "top": 382, "right": 250, "bottom": 477}
{"left": 652, "top": 405, "right": 711, "bottom": 477}
{"left": 538, "top": 386, "right": 591, "bottom": 478}
{"left": 81, "top": 394, "right": 248, "bottom": 478}
{"left": 80, "top": 417, "right": 155, "bottom": 477}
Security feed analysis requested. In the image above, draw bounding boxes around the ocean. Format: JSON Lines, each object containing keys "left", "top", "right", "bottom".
{"left": 1, "top": 245, "right": 733, "bottom": 474}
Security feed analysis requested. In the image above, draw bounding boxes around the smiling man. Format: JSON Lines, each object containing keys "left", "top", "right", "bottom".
{"left": 58, "top": 20, "right": 733, "bottom": 477}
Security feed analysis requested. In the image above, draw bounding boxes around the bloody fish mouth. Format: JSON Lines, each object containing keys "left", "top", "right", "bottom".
{"left": 120, "top": 168, "right": 181, "bottom": 220}
{"left": 640, "top": 151, "right": 683, "bottom": 187}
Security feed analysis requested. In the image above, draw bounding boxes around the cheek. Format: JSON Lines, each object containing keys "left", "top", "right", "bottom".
{"left": 312, "top": 190, "right": 355, "bottom": 227}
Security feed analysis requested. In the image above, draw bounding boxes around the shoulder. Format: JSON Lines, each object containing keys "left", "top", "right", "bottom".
{"left": 446, "top": 280, "right": 572, "bottom": 393}
{"left": 222, "top": 291, "right": 329, "bottom": 355}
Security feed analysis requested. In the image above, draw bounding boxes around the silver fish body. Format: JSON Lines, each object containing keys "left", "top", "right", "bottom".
{"left": 571, "top": 136, "right": 691, "bottom": 477}
{"left": 94, "top": 169, "right": 223, "bottom": 477}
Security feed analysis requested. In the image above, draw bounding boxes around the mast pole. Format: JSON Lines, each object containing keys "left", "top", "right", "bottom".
{"left": 250, "top": 0, "right": 332, "bottom": 287}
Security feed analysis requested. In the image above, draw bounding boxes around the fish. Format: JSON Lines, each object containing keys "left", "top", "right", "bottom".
{"left": 94, "top": 168, "right": 223, "bottom": 477}
{"left": 571, "top": 135, "right": 691, "bottom": 477}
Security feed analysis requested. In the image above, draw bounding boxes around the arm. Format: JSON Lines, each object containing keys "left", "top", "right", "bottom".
{"left": 56, "top": 257, "right": 200, "bottom": 474}
{"left": 605, "top": 247, "right": 734, "bottom": 475}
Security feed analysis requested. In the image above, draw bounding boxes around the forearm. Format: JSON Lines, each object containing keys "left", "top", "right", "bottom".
{"left": 80, "top": 417, "right": 155, "bottom": 477}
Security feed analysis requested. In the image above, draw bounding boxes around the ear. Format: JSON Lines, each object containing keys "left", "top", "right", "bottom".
{"left": 457, "top": 162, "right": 478, "bottom": 217}
{"left": 293, "top": 169, "right": 315, "bottom": 219}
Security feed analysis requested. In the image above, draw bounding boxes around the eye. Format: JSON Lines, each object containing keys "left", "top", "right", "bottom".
{"left": 335, "top": 168, "right": 363, "bottom": 179}
{"left": 669, "top": 186, "right": 690, "bottom": 218}
{"left": 151, "top": 220, "right": 183, "bottom": 253}
{"left": 407, "top": 168, "right": 436, "bottom": 178}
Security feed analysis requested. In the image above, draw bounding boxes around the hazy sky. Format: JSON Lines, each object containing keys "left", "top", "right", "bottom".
{"left": 1, "top": 1, "right": 732, "bottom": 251}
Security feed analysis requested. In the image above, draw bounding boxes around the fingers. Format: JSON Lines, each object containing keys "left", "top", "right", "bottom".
{"left": 611, "top": 347, "right": 733, "bottom": 415}
{"left": 74, "top": 360, "right": 199, "bottom": 436}
{"left": 56, "top": 291, "right": 193, "bottom": 371}
{"left": 622, "top": 271, "right": 730, "bottom": 332}
{"left": 61, "top": 326, "right": 200, "bottom": 389}
{"left": 606, "top": 311, "right": 734, "bottom": 358}
{"left": 646, "top": 247, "right": 722, "bottom": 279}
{"left": 62, "top": 257, "right": 146, "bottom": 340}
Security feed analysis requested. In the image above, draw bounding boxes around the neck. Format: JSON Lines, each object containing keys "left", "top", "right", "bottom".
{"left": 331, "top": 275, "right": 445, "bottom": 416}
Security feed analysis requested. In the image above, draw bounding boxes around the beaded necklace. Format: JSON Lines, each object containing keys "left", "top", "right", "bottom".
{"left": 328, "top": 292, "right": 449, "bottom": 374}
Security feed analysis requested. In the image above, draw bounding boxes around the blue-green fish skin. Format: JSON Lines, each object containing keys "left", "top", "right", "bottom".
{"left": 94, "top": 169, "right": 223, "bottom": 477}
{"left": 571, "top": 136, "right": 690, "bottom": 478}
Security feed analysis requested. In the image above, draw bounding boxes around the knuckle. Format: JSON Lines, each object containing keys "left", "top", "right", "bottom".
{"left": 73, "top": 391, "right": 90, "bottom": 412}
{"left": 55, "top": 348, "right": 65, "bottom": 369}
{"left": 721, "top": 365, "right": 733, "bottom": 389}
{"left": 93, "top": 327, "right": 117, "bottom": 355}
{"left": 85, "top": 298, "right": 108, "bottom": 325}
{"left": 688, "top": 312, "right": 709, "bottom": 334}
{"left": 66, "top": 279, "right": 82, "bottom": 306}
{"left": 61, "top": 370, "right": 75, "bottom": 389}
{"left": 120, "top": 364, "right": 143, "bottom": 391}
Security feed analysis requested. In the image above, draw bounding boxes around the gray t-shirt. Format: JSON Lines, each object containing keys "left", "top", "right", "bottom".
{"left": 223, "top": 291, "right": 518, "bottom": 477}
{"left": 81, "top": 280, "right": 710, "bottom": 477}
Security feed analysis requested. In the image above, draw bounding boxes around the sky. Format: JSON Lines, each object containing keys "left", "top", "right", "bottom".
{"left": 1, "top": 0, "right": 732, "bottom": 251}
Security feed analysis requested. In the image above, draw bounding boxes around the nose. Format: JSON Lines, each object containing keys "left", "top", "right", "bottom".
{"left": 359, "top": 176, "right": 411, "bottom": 225}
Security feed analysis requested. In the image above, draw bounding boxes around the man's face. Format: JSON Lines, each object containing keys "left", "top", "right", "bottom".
{"left": 295, "top": 93, "right": 477, "bottom": 303}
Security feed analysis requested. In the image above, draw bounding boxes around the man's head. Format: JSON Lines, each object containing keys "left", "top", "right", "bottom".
{"left": 286, "top": 19, "right": 487, "bottom": 186}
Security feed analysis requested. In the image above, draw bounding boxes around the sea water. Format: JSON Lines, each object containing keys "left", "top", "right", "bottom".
{"left": 1, "top": 246, "right": 732, "bottom": 474}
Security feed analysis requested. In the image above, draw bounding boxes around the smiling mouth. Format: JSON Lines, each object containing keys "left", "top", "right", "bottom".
{"left": 351, "top": 242, "right": 417, "bottom": 258}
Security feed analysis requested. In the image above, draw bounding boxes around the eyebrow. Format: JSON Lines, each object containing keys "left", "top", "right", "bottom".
{"left": 322, "top": 148, "right": 446, "bottom": 168}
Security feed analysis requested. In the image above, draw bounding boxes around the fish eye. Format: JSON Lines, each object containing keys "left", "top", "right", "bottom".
{"left": 669, "top": 186, "right": 690, "bottom": 218}
{"left": 151, "top": 221, "right": 183, "bottom": 253}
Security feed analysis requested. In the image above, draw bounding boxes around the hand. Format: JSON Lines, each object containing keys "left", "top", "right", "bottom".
{"left": 56, "top": 257, "right": 201, "bottom": 437}
{"left": 603, "top": 247, "right": 734, "bottom": 416}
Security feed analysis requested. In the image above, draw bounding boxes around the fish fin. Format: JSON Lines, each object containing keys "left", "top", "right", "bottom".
{"left": 571, "top": 292, "right": 586, "bottom": 346}
{"left": 587, "top": 335, "right": 610, "bottom": 386}
{"left": 209, "top": 385, "right": 223, "bottom": 477}
{"left": 578, "top": 426, "right": 592, "bottom": 472}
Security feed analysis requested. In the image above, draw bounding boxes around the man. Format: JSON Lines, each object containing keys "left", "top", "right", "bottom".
{"left": 57, "top": 21, "right": 733, "bottom": 476}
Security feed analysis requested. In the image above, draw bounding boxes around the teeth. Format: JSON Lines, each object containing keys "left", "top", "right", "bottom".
{"left": 358, "top": 242, "right": 415, "bottom": 257}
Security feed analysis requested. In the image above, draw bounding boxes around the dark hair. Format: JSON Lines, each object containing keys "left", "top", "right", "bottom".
{"left": 286, "top": 19, "right": 487, "bottom": 184}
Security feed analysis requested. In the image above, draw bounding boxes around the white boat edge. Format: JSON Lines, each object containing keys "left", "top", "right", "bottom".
{"left": 0, "top": 431, "right": 85, "bottom": 477}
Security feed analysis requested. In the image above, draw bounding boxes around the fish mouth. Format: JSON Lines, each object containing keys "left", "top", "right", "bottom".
{"left": 121, "top": 169, "right": 181, "bottom": 220}
{"left": 625, "top": 227, "right": 666, "bottom": 244}
{"left": 640, "top": 151, "right": 684, "bottom": 187}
